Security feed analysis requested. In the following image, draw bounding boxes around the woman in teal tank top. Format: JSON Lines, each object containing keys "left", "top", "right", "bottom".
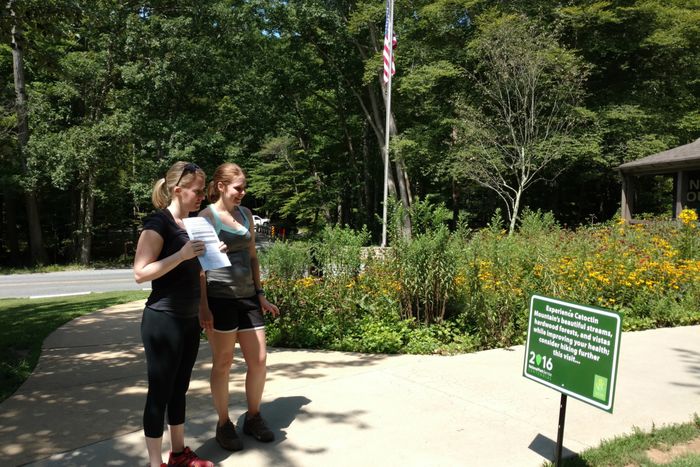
{"left": 198, "top": 163, "right": 280, "bottom": 451}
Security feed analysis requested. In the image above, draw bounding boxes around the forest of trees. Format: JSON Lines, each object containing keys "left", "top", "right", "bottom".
{"left": 1, "top": 0, "right": 699, "bottom": 265}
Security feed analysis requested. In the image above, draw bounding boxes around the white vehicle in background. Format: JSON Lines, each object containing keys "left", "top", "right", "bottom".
{"left": 253, "top": 214, "right": 270, "bottom": 227}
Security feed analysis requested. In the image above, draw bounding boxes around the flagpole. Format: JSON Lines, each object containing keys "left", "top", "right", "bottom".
{"left": 381, "top": 0, "right": 394, "bottom": 248}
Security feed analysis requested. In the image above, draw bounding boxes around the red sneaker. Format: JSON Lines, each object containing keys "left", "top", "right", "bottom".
{"left": 167, "top": 447, "right": 214, "bottom": 467}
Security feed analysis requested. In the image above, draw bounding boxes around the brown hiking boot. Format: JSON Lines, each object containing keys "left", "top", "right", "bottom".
{"left": 215, "top": 419, "right": 244, "bottom": 451}
{"left": 242, "top": 412, "right": 274, "bottom": 442}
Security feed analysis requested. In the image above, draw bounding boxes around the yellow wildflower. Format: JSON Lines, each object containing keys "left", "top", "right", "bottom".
{"left": 679, "top": 208, "right": 698, "bottom": 227}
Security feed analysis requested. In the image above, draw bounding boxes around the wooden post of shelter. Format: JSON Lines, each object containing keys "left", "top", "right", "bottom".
{"left": 674, "top": 170, "right": 687, "bottom": 218}
{"left": 620, "top": 174, "right": 634, "bottom": 222}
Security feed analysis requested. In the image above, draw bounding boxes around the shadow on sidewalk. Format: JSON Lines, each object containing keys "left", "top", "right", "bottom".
{"left": 197, "top": 395, "right": 313, "bottom": 465}
{"left": 673, "top": 347, "right": 700, "bottom": 395}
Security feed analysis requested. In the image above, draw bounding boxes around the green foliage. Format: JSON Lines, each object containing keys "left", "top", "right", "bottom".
{"left": 397, "top": 61, "right": 461, "bottom": 96}
{"left": 519, "top": 208, "right": 559, "bottom": 237}
{"left": 452, "top": 13, "right": 589, "bottom": 233}
{"left": 247, "top": 136, "right": 321, "bottom": 225}
{"left": 262, "top": 214, "right": 699, "bottom": 355}
{"left": 403, "top": 196, "right": 453, "bottom": 235}
{"left": 402, "top": 321, "right": 478, "bottom": 355}
{"left": 387, "top": 198, "right": 459, "bottom": 323}
{"left": 347, "top": 317, "right": 407, "bottom": 354}
{"left": 393, "top": 225, "right": 458, "bottom": 323}
{"left": 260, "top": 241, "right": 311, "bottom": 281}
{"left": 4, "top": 0, "right": 700, "bottom": 269}
{"left": 312, "top": 225, "right": 370, "bottom": 279}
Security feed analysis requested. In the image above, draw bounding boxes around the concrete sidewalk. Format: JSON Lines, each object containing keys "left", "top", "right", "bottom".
{"left": 1, "top": 301, "right": 699, "bottom": 467}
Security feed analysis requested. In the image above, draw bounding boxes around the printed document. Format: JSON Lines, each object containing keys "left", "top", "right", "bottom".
{"left": 182, "top": 217, "right": 231, "bottom": 271}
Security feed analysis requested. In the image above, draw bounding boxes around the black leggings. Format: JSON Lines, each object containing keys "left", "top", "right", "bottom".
{"left": 141, "top": 307, "right": 201, "bottom": 438}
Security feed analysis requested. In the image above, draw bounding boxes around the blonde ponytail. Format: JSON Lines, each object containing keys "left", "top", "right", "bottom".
{"left": 151, "top": 178, "right": 170, "bottom": 209}
{"left": 150, "top": 161, "right": 206, "bottom": 209}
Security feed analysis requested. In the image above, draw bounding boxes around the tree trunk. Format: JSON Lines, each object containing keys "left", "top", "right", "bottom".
{"left": 365, "top": 82, "right": 398, "bottom": 197}
{"left": 78, "top": 173, "right": 95, "bottom": 264}
{"left": 509, "top": 187, "right": 523, "bottom": 235}
{"left": 381, "top": 87, "right": 412, "bottom": 238}
{"left": 508, "top": 147, "right": 526, "bottom": 235}
{"left": 351, "top": 34, "right": 401, "bottom": 200}
{"left": 451, "top": 178, "right": 460, "bottom": 227}
{"left": 340, "top": 105, "right": 358, "bottom": 226}
{"left": 350, "top": 30, "right": 413, "bottom": 239}
{"left": 3, "top": 187, "right": 20, "bottom": 264}
{"left": 9, "top": 4, "right": 47, "bottom": 265}
{"left": 361, "top": 124, "right": 374, "bottom": 223}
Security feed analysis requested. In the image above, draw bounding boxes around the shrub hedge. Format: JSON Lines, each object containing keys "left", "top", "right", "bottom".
{"left": 261, "top": 208, "right": 700, "bottom": 354}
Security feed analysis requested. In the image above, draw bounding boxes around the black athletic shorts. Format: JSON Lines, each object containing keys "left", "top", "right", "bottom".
{"left": 207, "top": 295, "right": 264, "bottom": 333}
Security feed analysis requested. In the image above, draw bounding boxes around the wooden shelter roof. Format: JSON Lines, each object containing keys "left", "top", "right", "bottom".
{"left": 617, "top": 138, "right": 700, "bottom": 175}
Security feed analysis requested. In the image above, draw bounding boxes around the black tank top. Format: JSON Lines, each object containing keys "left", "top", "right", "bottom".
{"left": 143, "top": 209, "right": 201, "bottom": 317}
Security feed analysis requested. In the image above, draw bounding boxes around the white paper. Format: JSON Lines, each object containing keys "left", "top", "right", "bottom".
{"left": 182, "top": 217, "right": 231, "bottom": 271}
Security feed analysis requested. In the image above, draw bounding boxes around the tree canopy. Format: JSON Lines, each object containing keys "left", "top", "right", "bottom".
{"left": 1, "top": 0, "right": 698, "bottom": 264}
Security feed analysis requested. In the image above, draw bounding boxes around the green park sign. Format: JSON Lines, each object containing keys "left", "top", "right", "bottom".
{"left": 523, "top": 295, "right": 622, "bottom": 413}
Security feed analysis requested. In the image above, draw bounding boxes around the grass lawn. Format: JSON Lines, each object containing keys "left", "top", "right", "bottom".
{"left": 546, "top": 415, "right": 700, "bottom": 466}
{"left": 0, "top": 291, "right": 148, "bottom": 402}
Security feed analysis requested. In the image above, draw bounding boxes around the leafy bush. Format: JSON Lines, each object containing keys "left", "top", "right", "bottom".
{"left": 311, "top": 225, "right": 370, "bottom": 279}
{"left": 264, "top": 211, "right": 700, "bottom": 355}
{"left": 390, "top": 199, "right": 461, "bottom": 325}
{"left": 259, "top": 240, "right": 311, "bottom": 280}
{"left": 392, "top": 225, "right": 458, "bottom": 324}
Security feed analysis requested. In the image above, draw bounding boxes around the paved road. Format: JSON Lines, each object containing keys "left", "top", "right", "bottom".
{"left": 0, "top": 269, "right": 147, "bottom": 299}
{"left": 0, "top": 237, "right": 278, "bottom": 300}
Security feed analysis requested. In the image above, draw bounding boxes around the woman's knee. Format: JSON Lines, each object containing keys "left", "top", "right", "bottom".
{"left": 246, "top": 352, "right": 267, "bottom": 370}
{"left": 211, "top": 352, "right": 234, "bottom": 372}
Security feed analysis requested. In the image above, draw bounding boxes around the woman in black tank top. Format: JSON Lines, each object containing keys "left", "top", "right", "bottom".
{"left": 133, "top": 161, "right": 214, "bottom": 467}
{"left": 198, "top": 162, "right": 280, "bottom": 450}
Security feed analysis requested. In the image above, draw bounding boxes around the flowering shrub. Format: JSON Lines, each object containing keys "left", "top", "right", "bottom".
{"left": 677, "top": 208, "right": 699, "bottom": 259}
{"left": 262, "top": 208, "right": 700, "bottom": 354}
{"left": 678, "top": 208, "right": 698, "bottom": 227}
{"left": 459, "top": 212, "right": 700, "bottom": 345}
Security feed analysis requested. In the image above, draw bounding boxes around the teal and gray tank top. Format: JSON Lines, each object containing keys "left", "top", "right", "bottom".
{"left": 206, "top": 206, "right": 256, "bottom": 298}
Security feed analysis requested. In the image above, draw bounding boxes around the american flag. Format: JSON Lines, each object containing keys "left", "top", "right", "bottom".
{"left": 383, "top": 0, "right": 396, "bottom": 83}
